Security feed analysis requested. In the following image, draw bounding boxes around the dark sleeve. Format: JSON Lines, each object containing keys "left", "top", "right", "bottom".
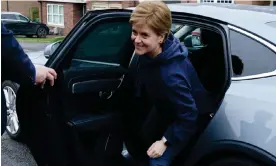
{"left": 1, "top": 22, "right": 36, "bottom": 85}
{"left": 163, "top": 73, "right": 198, "bottom": 146}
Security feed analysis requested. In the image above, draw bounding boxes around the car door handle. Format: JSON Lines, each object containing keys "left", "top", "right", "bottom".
{"left": 99, "top": 91, "right": 113, "bottom": 100}
{"left": 71, "top": 79, "right": 120, "bottom": 94}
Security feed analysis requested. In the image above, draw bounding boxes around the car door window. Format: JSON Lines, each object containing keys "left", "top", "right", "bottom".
{"left": 230, "top": 30, "right": 276, "bottom": 77}
{"left": 2, "top": 14, "right": 17, "bottom": 20}
{"left": 16, "top": 15, "right": 29, "bottom": 22}
{"left": 71, "top": 20, "right": 133, "bottom": 67}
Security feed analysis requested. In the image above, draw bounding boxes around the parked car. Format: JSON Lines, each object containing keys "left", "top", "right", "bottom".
{"left": 1, "top": 12, "right": 49, "bottom": 38}
{"left": 14, "top": 3, "right": 276, "bottom": 166}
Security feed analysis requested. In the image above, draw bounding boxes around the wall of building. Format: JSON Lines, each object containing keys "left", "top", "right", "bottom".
{"left": 1, "top": 1, "right": 41, "bottom": 19}
{"left": 235, "top": 1, "right": 271, "bottom": 5}
{"left": 41, "top": 1, "right": 83, "bottom": 35}
{"left": 86, "top": 0, "right": 137, "bottom": 11}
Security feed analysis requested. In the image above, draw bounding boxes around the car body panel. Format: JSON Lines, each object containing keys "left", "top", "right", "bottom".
{"left": 184, "top": 76, "right": 276, "bottom": 166}
{"left": 220, "top": 77, "right": 276, "bottom": 154}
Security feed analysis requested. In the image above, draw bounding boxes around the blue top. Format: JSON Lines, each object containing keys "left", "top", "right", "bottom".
{"left": 1, "top": 22, "right": 36, "bottom": 84}
{"left": 137, "top": 33, "right": 214, "bottom": 145}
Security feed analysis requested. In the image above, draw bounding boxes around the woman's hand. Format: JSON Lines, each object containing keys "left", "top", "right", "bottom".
{"left": 147, "top": 140, "right": 167, "bottom": 158}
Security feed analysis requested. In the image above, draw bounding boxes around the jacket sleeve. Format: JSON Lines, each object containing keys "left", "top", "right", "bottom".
{"left": 1, "top": 23, "right": 36, "bottom": 85}
{"left": 163, "top": 73, "right": 198, "bottom": 146}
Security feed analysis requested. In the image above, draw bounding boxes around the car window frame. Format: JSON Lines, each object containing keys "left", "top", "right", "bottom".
{"left": 70, "top": 18, "right": 133, "bottom": 68}
{"left": 47, "top": 12, "right": 135, "bottom": 69}
{"left": 16, "top": 14, "right": 29, "bottom": 22}
{"left": 229, "top": 25, "right": 276, "bottom": 81}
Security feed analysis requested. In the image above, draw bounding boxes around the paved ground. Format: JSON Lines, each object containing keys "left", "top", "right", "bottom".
{"left": 1, "top": 133, "right": 37, "bottom": 166}
{"left": 1, "top": 42, "right": 49, "bottom": 166}
{"left": 19, "top": 42, "right": 50, "bottom": 53}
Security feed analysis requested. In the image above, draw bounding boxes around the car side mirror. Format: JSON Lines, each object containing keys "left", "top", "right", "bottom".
{"left": 44, "top": 41, "right": 61, "bottom": 59}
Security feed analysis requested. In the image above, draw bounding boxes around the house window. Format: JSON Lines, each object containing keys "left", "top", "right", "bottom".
{"left": 47, "top": 4, "right": 64, "bottom": 26}
{"left": 201, "top": 0, "right": 233, "bottom": 3}
{"left": 91, "top": 2, "right": 122, "bottom": 10}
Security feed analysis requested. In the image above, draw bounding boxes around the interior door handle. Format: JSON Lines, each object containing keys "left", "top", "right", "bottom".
{"left": 99, "top": 91, "right": 113, "bottom": 99}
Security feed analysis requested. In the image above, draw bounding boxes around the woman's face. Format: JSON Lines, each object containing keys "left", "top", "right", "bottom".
{"left": 131, "top": 23, "right": 165, "bottom": 57}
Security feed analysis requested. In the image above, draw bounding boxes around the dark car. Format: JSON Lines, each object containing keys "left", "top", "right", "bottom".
{"left": 15, "top": 4, "right": 276, "bottom": 166}
{"left": 1, "top": 12, "right": 49, "bottom": 38}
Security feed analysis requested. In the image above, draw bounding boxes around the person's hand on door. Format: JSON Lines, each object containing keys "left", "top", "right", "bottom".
{"left": 35, "top": 65, "right": 57, "bottom": 88}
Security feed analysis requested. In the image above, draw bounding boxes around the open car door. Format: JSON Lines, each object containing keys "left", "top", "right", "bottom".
{"left": 16, "top": 9, "right": 136, "bottom": 166}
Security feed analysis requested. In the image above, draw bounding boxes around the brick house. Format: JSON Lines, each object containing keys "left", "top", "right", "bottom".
{"left": 39, "top": 0, "right": 138, "bottom": 35}
{"left": 1, "top": 1, "right": 41, "bottom": 19}
{"left": 39, "top": 0, "right": 86, "bottom": 35}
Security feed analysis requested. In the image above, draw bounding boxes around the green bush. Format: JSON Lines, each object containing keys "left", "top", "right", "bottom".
{"left": 29, "top": 7, "right": 39, "bottom": 22}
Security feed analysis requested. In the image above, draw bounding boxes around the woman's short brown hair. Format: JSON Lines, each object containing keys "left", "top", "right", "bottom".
{"left": 129, "top": 1, "right": 172, "bottom": 37}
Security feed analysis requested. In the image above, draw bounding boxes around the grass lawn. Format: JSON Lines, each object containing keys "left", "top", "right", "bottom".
{"left": 16, "top": 36, "right": 65, "bottom": 43}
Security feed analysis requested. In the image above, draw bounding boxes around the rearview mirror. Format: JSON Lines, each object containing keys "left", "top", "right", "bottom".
{"left": 44, "top": 41, "right": 61, "bottom": 58}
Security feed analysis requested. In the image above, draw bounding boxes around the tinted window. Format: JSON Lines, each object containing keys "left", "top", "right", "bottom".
{"left": 1, "top": 14, "right": 17, "bottom": 20}
{"left": 17, "top": 15, "right": 28, "bottom": 22}
{"left": 72, "top": 21, "right": 133, "bottom": 65}
{"left": 230, "top": 30, "right": 276, "bottom": 77}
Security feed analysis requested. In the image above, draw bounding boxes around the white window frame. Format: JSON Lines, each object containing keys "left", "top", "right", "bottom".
{"left": 200, "top": 0, "right": 234, "bottom": 3}
{"left": 47, "top": 4, "right": 64, "bottom": 26}
{"left": 91, "top": 2, "right": 122, "bottom": 10}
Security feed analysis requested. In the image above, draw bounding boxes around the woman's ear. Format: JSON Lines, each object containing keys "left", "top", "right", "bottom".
{"left": 158, "top": 34, "right": 166, "bottom": 44}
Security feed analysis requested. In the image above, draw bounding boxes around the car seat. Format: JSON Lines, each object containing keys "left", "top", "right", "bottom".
{"left": 188, "top": 29, "right": 226, "bottom": 97}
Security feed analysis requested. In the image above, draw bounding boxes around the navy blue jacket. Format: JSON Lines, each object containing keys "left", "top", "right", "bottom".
{"left": 1, "top": 22, "right": 36, "bottom": 135}
{"left": 1, "top": 23, "right": 36, "bottom": 84}
{"left": 137, "top": 33, "right": 212, "bottom": 145}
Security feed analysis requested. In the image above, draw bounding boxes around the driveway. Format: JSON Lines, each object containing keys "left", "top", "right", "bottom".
{"left": 1, "top": 133, "right": 37, "bottom": 166}
{"left": 1, "top": 42, "right": 49, "bottom": 166}
{"left": 20, "top": 42, "right": 49, "bottom": 65}
{"left": 19, "top": 42, "right": 49, "bottom": 52}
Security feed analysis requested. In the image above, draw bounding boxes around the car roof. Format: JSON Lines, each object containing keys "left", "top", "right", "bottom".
{"left": 128, "top": 3, "right": 276, "bottom": 45}
{"left": 1, "top": 12, "right": 21, "bottom": 15}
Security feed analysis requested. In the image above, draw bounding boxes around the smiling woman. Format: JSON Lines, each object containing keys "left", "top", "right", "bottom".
{"left": 127, "top": 1, "right": 213, "bottom": 166}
